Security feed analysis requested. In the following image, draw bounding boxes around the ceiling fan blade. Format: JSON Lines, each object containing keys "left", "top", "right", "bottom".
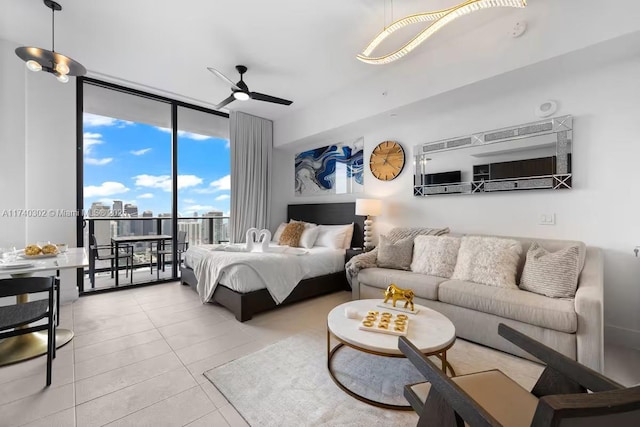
{"left": 215, "top": 95, "right": 235, "bottom": 109}
{"left": 207, "top": 67, "right": 240, "bottom": 91}
{"left": 250, "top": 92, "right": 293, "bottom": 106}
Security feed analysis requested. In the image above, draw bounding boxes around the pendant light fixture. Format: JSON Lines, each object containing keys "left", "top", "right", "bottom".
{"left": 15, "top": 0, "right": 86, "bottom": 82}
{"left": 358, "top": 0, "right": 527, "bottom": 65}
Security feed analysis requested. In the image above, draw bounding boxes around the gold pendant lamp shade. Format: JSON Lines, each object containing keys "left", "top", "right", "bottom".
{"left": 15, "top": 0, "right": 86, "bottom": 82}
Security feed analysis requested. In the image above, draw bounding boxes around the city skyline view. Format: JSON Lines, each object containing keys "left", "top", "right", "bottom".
{"left": 83, "top": 112, "right": 230, "bottom": 218}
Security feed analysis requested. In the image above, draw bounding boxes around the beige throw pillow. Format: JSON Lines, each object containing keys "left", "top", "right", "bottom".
{"left": 377, "top": 235, "right": 414, "bottom": 270}
{"left": 411, "top": 236, "right": 461, "bottom": 278}
{"left": 519, "top": 242, "right": 580, "bottom": 298}
{"left": 278, "top": 222, "right": 306, "bottom": 247}
{"left": 451, "top": 236, "right": 522, "bottom": 289}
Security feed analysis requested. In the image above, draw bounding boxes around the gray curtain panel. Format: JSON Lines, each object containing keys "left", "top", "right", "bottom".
{"left": 229, "top": 111, "right": 273, "bottom": 243}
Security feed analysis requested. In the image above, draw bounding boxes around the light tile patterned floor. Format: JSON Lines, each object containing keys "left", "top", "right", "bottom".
{"left": 0, "top": 282, "right": 351, "bottom": 426}
{"left": 1, "top": 282, "right": 639, "bottom": 426}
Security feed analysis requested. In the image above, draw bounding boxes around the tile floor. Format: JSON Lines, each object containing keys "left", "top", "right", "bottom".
{"left": 0, "top": 282, "right": 351, "bottom": 427}
{"left": 1, "top": 282, "right": 639, "bottom": 426}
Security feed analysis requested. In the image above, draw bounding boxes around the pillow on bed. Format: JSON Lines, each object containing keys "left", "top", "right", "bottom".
{"left": 299, "top": 225, "right": 320, "bottom": 249}
{"left": 272, "top": 222, "right": 288, "bottom": 242}
{"left": 278, "top": 222, "right": 306, "bottom": 247}
{"left": 315, "top": 224, "right": 352, "bottom": 249}
{"left": 342, "top": 223, "right": 355, "bottom": 248}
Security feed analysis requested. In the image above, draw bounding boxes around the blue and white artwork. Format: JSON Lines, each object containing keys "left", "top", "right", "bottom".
{"left": 295, "top": 138, "right": 364, "bottom": 196}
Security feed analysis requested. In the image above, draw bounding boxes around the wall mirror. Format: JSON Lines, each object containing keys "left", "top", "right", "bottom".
{"left": 413, "top": 116, "right": 572, "bottom": 196}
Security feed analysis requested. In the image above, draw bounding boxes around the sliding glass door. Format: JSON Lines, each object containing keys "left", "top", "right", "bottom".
{"left": 77, "top": 79, "right": 229, "bottom": 293}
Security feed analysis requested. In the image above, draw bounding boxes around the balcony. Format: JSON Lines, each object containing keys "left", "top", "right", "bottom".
{"left": 82, "top": 216, "right": 229, "bottom": 292}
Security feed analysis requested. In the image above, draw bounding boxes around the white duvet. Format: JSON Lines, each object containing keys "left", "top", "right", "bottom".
{"left": 184, "top": 244, "right": 345, "bottom": 304}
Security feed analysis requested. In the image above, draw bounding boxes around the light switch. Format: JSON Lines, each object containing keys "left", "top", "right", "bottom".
{"left": 538, "top": 213, "right": 556, "bottom": 225}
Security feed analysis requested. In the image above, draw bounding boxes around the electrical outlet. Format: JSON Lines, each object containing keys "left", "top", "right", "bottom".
{"left": 538, "top": 213, "right": 556, "bottom": 225}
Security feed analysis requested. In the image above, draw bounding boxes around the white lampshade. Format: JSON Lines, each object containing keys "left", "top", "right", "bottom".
{"left": 355, "top": 198, "right": 382, "bottom": 217}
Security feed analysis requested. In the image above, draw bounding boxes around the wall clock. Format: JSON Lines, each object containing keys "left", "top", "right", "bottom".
{"left": 370, "top": 141, "right": 405, "bottom": 181}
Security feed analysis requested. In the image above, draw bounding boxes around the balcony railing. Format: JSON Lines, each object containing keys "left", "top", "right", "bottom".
{"left": 82, "top": 216, "right": 229, "bottom": 292}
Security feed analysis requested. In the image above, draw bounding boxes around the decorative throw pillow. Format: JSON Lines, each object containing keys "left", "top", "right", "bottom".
{"left": 377, "top": 235, "right": 414, "bottom": 270}
{"left": 411, "top": 236, "right": 461, "bottom": 278}
{"left": 272, "top": 222, "right": 288, "bottom": 242}
{"left": 519, "top": 242, "right": 580, "bottom": 298}
{"left": 451, "top": 236, "right": 522, "bottom": 289}
{"left": 278, "top": 222, "right": 306, "bottom": 247}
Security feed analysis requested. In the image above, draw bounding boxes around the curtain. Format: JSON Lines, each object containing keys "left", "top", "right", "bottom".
{"left": 229, "top": 111, "right": 273, "bottom": 243}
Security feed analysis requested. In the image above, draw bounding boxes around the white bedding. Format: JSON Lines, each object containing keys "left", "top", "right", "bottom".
{"left": 184, "top": 244, "right": 345, "bottom": 304}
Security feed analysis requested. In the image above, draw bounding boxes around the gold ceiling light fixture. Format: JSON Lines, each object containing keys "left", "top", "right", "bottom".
{"left": 357, "top": 0, "right": 527, "bottom": 65}
{"left": 15, "top": 0, "right": 86, "bottom": 83}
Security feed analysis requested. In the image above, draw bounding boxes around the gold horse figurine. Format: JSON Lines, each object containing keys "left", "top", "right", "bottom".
{"left": 383, "top": 284, "right": 415, "bottom": 312}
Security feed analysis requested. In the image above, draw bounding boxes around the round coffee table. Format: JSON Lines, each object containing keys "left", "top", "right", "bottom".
{"left": 327, "top": 299, "right": 456, "bottom": 410}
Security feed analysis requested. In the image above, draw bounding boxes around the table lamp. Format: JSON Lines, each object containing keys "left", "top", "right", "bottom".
{"left": 355, "top": 198, "right": 382, "bottom": 251}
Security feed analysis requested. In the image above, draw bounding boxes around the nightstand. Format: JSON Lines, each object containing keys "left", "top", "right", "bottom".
{"left": 345, "top": 248, "right": 365, "bottom": 264}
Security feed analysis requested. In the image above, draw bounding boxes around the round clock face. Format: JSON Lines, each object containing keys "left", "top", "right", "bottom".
{"left": 370, "top": 141, "right": 405, "bottom": 181}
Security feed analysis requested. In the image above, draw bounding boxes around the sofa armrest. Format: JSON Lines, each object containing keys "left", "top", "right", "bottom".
{"left": 575, "top": 247, "right": 604, "bottom": 372}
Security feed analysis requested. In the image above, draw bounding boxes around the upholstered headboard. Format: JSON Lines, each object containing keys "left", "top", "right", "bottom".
{"left": 287, "top": 203, "right": 364, "bottom": 248}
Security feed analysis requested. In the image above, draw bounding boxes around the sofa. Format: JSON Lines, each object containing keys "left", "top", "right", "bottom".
{"left": 351, "top": 234, "right": 604, "bottom": 372}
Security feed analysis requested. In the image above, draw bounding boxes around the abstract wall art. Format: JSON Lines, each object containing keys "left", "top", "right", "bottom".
{"left": 295, "top": 138, "right": 364, "bottom": 197}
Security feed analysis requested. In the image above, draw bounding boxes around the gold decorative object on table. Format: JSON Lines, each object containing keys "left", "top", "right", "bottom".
{"left": 358, "top": 310, "right": 410, "bottom": 336}
{"left": 383, "top": 284, "right": 415, "bottom": 312}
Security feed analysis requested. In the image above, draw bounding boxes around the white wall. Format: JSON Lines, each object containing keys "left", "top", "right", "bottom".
{"left": 271, "top": 37, "right": 640, "bottom": 349}
{"left": 0, "top": 38, "right": 78, "bottom": 301}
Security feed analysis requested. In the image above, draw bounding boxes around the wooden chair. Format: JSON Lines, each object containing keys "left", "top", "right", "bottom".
{"left": 151, "top": 231, "right": 188, "bottom": 273}
{"left": 399, "top": 323, "right": 640, "bottom": 427}
{"left": 89, "top": 234, "right": 133, "bottom": 287}
{"left": 0, "top": 277, "right": 57, "bottom": 386}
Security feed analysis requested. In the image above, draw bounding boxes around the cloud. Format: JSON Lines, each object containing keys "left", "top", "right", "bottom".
{"left": 83, "top": 113, "right": 133, "bottom": 128}
{"left": 214, "top": 194, "right": 230, "bottom": 201}
{"left": 84, "top": 181, "right": 130, "bottom": 198}
{"left": 194, "top": 175, "right": 231, "bottom": 194}
{"left": 156, "top": 127, "right": 213, "bottom": 141}
{"left": 134, "top": 174, "right": 203, "bottom": 192}
{"left": 182, "top": 198, "right": 196, "bottom": 204}
{"left": 84, "top": 132, "right": 103, "bottom": 154}
{"left": 130, "top": 148, "right": 152, "bottom": 156}
{"left": 85, "top": 157, "right": 113, "bottom": 165}
{"left": 138, "top": 193, "right": 154, "bottom": 199}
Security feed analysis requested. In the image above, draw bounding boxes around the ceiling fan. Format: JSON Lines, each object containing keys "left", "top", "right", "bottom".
{"left": 208, "top": 65, "right": 293, "bottom": 109}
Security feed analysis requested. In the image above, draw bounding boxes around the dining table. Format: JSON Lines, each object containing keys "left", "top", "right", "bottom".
{"left": 0, "top": 247, "right": 88, "bottom": 366}
{"left": 111, "top": 234, "right": 172, "bottom": 286}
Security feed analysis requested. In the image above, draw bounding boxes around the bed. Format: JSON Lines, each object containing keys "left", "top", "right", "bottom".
{"left": 180, "top": 202, "right": 364, "bottom": 321}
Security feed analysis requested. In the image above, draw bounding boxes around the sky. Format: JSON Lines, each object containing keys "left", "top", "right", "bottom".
{"left": 83, "top": 113, "right": 230, "bottom": 217}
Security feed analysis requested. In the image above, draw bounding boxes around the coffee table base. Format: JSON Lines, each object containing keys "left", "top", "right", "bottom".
{"left": 327, "top": 330, "right": 455, "bottom": 411}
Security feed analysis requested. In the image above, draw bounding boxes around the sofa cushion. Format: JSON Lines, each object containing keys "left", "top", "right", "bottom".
{"left": 438, "top": 280, "right": 577, "bottom": 333}
{"left": 452, "top": 236, "right": 522, "bottom": 289}
{"left": 377, "top": 235, "right": 414, "bottom": 270}
{"left": 411, "top": 235, "right": 461, "bottom": 278}
{"left": 520, "top": 242, "right": 581, "bottom": 298}
{"left": 358, "top": 268, "right": 447, "bottom": 301}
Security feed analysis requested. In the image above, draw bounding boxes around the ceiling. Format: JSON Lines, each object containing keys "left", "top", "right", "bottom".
{"left": 1, "top": 0, "right": 523, "bottom": 120}
{"left": 3, "top": 0, "right": 640, "bottom": 134}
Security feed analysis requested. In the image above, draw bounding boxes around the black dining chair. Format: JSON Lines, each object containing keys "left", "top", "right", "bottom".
{"left": 0, "top": 277, "right": 57, "bottom": 386}
{"left": 89, "top": 234, "right": 133, "bottom": 287}
{"left": 151, "top": 231, "right": 188, "bottom": 273}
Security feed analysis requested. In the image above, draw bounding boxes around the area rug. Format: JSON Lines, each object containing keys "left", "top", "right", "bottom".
{"left": 204, "top": 330, "right": 543, "bottom": 427}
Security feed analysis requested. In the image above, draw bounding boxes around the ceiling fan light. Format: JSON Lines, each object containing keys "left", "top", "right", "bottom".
{"left": 233, "top": 91, "right": 250, "bottom": 101}
{"left": 55, "top": 62, "right": 70, "bottom": 75}
{"left": 26, "top": 60, "right": 43, "bottom": 72}
{"left": 55, "top": 72, "right": 69, "bottom": 83}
